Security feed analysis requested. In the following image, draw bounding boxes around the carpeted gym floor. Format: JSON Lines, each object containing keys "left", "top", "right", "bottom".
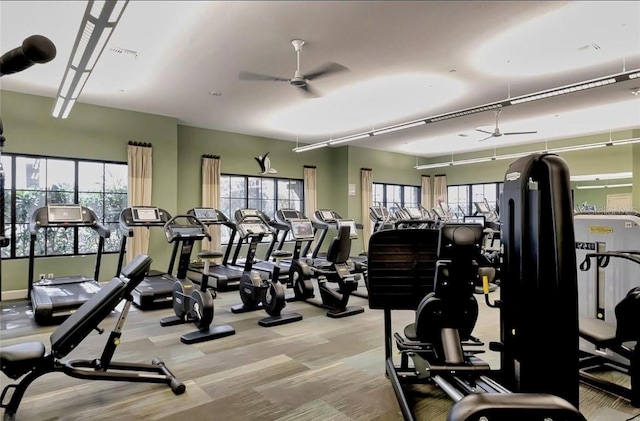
{"left": 1, "top": 282, "right": 639, "bottom": 420}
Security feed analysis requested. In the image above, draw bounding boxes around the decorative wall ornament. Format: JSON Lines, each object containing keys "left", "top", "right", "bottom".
{"left": 255, "top": 152, "right": 277, "bottom": 175}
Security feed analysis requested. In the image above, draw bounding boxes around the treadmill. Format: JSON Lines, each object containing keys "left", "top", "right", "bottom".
{"left": 28, "top": 204, "right": 110, "bottom": 325}
{"left": 116, "top": 206, "right": 176, "bottom": 309}
{"left": 228, "top": 209, "right": 290, "bottom": 280}
{"left": 185, "top": 207, "right": 244, "bottom": 291}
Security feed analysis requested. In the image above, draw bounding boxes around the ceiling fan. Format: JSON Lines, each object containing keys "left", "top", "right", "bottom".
{"left": 477, "top": 109, "right": 538, "bottom": 142}
{"left": 238, "top": 39, "right": 349, "bottom": 97}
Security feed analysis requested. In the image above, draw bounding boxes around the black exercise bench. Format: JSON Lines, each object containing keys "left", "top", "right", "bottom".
{"left": 0, "top": 254, "right": 185, "bottom": 420}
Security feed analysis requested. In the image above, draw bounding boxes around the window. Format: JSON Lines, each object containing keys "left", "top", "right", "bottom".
{"left": 447, "top": 182, "right": 503, "bottom": 218}
{"left": 372, "top": 182, "right": 420, "bottom": 214}
{"left": 4, "top": 154, "right": 127, "bottom": 259}
{"left": 1, "top": 155, "right": 11, "bottom": 259}
{"left": 220, "top": 174, "right": 304, "bottom": 244}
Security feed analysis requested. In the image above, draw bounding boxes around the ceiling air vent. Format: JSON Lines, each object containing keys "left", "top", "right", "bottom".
{"left": 577, "top": 43, "right": 601, "bottom": 52}
{"left": 109, "top": 47, "right": 139, "bottom": 59}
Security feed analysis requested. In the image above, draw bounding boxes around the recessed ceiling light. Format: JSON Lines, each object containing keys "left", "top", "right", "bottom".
{"left": 630, "top": 87, "right": 640, "bottom": 96}
{"left": 458, "top": 133, "right": 468, "bottom": 137}
{"left": 448, "top": 69, "right": 456, "bottom": 73}
{"left": 209, "top": 91, "right": 222, "bottom": 96}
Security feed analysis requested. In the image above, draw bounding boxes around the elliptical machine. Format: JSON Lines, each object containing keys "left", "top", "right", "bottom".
{"left": 159, "top": 215, "right": 235, "bottom": 344}
{"left": 230, "top": 211, "right": 302, "bottom": 327}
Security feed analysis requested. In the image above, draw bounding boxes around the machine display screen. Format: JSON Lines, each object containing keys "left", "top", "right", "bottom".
{"left": 243, "top": 223, "right": 268, "bottom": 234}
{"left": 282, "top": 210, "right": 299, "bottom": 220}
{"left": 290, "top": 219, "right": 314, "bottom": 239}
{"left": 241, "top": 209, "right": 259, "bottom": 217}
{"left": 432, "top": 208, "right": 445, "bottom": 218}
{"left": 475, "top": 202, "right": 490, "bottom": 214}
{"left": 370, "top": 206, "right": 389, "bottom": 219}
{"left": 48, "top": 205, "right": 84, "bottom": 223}
{"left": 405, "top": 207, "right": 422, "bottom": 219}
{"left": 319, "top": 210, "right": 334, "bottom": 221}
{"left": 132, "top": 207, "right": 161, "bottom": 222}
{"left": 464, "top": 216, "right": 486, "bottom": 226}
{"left": 194, "top": 208, "right": 218, "bottom": 222}
{"left": 337, "top": 219, "right": 358, "bottom": 239}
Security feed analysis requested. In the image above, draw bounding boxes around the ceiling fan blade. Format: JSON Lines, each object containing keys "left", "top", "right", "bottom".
{"left": 503, "top": 131, "right": 538, "bottom": 136}
{"left": 238, "top": 71, "right": 290, "bottom": 82}
{"left": 298, "top": 83, "right": 321, "bottom": 98}
{"left": 302, "top": 62, "right": 350, "bottom": 81}
{"left": 478, "top": 134, "right": 495, "bottom": 142}
{"left": 475, "top": 128, "right": 493, "bottom": 135}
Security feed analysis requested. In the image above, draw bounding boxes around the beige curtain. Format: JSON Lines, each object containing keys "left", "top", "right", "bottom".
{"left": 127, "top": 142, "right": 153, "bottom": 263}
{"left": 433, "top": 174, "right": 447, "bottom": 209}
{"left": 303, "top": 166, "right": 317, "bottom": 218}
{"left": 421, "top": 175, "right": 431, "bottom": 212}
{"left": 202, "top": 155, "right": 221, "bottom": 251}
{"left": 361, "top": 168, "right": 373, "bottom": 252}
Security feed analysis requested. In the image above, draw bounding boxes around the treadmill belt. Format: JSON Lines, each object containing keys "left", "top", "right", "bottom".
{"left": 34, "top": 281, "right": 101, "bottom": 305}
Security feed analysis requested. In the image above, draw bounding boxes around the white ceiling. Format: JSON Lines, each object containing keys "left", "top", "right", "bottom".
{"left": 1, "top": 1, "right": 639, "bottom": 158}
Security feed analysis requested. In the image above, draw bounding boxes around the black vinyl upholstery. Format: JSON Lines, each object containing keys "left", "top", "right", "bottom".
{"left": 367, "top": 228, "right": 439, "bottom": 310}
{"left": 51, "top": 255, "right": 152, "bottom": 359}
{"left": 326, "top": 226, "right": 351, "bottom": 264}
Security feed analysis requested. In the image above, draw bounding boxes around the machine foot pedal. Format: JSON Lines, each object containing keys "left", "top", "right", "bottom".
{"left": 160, "top": 315, "right": 185, "bottom": 327}
{"left": 231, "top": 303, "right": 265, "bottom": 314}
{"left": 326, "top": 306, "right": 364, "bottom": 319}
{"left": 258, "top": 312, "right": 303, "bottom": 327}
{"left": 180, "top": 325, "right": 235, "bottom": 344}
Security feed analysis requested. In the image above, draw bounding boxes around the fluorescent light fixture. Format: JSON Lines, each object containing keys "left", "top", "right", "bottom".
{"left": 571, "top": 172, "right": 632, "bottom": 182}
{"left": 372, "top": 121, "right": 426, "bottom": 136}
{"left": 295, "top": 68, "right": 640, "bottom": 152}
{"left": 451, "top": 157, "right": 491, "bottom": 166}
{"left": 576, "top": 183, "right": 633, "bottom": 190}
{"left": 293, "top": 142, "right": 329, "bottom": 153}
{"left": 329, "top": 133, "right": 372, "bottom": 146}
{"left": 611, "top": 138, "right": 640, "bottom": 146}
{"left": 415, "top": 137, "right": 640, "bottom": 170}
{"left": 52, "top": 0, "right": 129, "bottom": 119}
{"left": 551, "top": 143, "right": 607, "bottom": 153}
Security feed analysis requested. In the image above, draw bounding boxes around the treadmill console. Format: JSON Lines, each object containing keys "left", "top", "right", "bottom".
{"left": 290, "top": 219, "right": 315, "bottom": 241}
{"left": 337, "top": 219, "right": 358, "bottom": 239}
{"left": 48, "top": 205, "right": 84, "bottom": 223}
{"left": 237, "top": 218, "right": 272, "bottom": 238}
{"left": 404, "top": 207, "right": 422, "bottom": 219}
{"left": 474, "top": 201, "right": 491, "bottom": 214}
{"left": 238, "top": 209, "right": 259, "bottom": 218}
{"left": 370, "top": 206, "right": 390, "bottom": 220}
{"left": 432, "top": 207, "right": 446, "bottom": 219}
{"left": 317, "top": 210, "right": 336, "bottom": 222}
{"left": 132, "top": 207, "right": 161, "bottom": 223}
{"left": 281, "top": 209, "right": 301, "bottom": 221}
{"left": 193, "top": 208, "right": 219, "bottom": 222}
{"left": 464, "top": 215, "right": 486, "bottom": 226}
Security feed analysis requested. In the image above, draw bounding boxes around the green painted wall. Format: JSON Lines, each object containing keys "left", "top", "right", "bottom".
{"left": 0, "top": 91, "right": 178, "bottom": 292}
{"left": 345, "top": 146, "right": 427, "bottom": 252}
{"left": 634, "top": 143, "right": 640, "bottom": 211}
{"left": 571, "top": 182, "right": 633, "bottom": 210}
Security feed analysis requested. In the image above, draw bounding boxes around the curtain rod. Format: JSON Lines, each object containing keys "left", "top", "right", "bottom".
{"left": 361, "top": 167, "right": 372, "bottom": 171}
{"left": 128, "top": 141, "right": 152, "bottom": 147}
{"left": 303, "top": 165, "right": 316, "bottom": 169}
{"left": 202, "top": 154, "right": 220, "bottom": 159}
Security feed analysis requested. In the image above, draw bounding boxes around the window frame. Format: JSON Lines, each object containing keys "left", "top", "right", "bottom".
{"left": 219, "top": 173, "right": 305, "bottom": 245}
{"left": 372, "top": 181, "right": 421, "bottom": 214}
{"left": 446, "top": 181, "right": 504, "bottom": 217}
{"left": 3, "top": 152, "right": 128, "bottom": 260}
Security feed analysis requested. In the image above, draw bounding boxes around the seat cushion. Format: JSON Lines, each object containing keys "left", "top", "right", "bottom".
{"left": 404, "top": 323, "right": 418, "bottom": 341}
{"left": 579, "top": 317, "right": 617, "bottom": 345}
{"left": 0, "top": 342, "right": 46, "bottom": 379}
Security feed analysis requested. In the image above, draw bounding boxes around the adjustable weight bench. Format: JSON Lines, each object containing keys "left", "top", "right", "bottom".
{"left": 0, "top": 254, "right": 185, "bottom": 421}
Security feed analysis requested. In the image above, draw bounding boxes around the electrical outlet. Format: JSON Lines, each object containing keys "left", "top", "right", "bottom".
{"left": 47, "top": 273, "right": 54, "bottom": 279}
{"left": 39, "top": 274, "right": 46, "bottom": 280}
